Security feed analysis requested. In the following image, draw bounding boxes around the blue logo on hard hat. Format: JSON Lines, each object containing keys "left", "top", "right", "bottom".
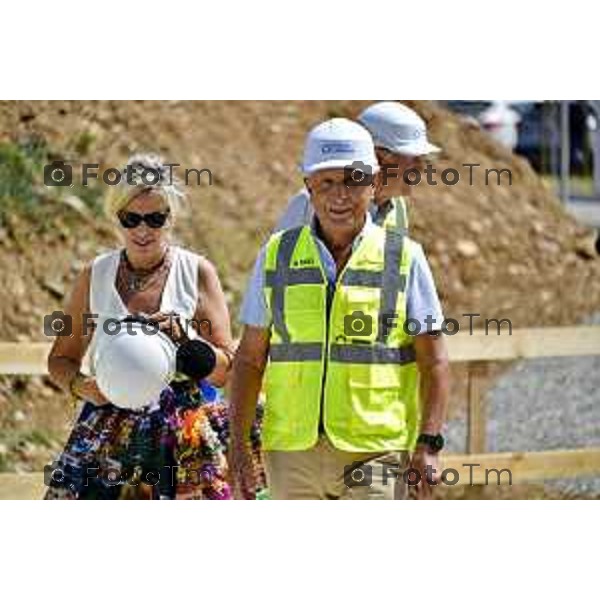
{"left": 321, "top": 141, "right": 355, "bottom": 155}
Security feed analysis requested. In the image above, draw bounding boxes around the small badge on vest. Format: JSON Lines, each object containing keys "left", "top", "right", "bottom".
{"left": 293, "top": 258, "right": 315, "bottom": 267}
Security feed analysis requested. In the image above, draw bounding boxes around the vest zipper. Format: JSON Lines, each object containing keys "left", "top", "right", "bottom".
{"left": 317, "top": 248, "right": 362, "bottom": 437}
{"left": 318, "top": 281, "right": 334, "bottom": 433}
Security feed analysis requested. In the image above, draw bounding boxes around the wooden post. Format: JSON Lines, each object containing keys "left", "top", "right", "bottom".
{"left": 465, "top": 361, "right": 488, "bottom": 498}
{"left": 467, "top": 361, "right": 488, "bottom": 455}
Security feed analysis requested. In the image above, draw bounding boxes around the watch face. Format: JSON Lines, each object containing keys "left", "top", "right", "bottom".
{"left": 433, "top": 435, "right": 445, "bottom": 451}
{"left": 418, "top": 434, "right": 445, "bottom": 452}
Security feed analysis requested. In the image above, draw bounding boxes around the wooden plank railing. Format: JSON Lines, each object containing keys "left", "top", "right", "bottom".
{"left": 441, "top": 448, "right": 600, "bottom": 485}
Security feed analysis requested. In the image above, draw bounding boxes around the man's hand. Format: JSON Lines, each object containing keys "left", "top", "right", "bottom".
{"left": 230, "top": 442, "right": 257, "bottom": 500}
{"left": 228, "top": 326, "right": 270, "bottom": 499}
{"left": 408, "top": 446, "right": 441, "bottom": 500}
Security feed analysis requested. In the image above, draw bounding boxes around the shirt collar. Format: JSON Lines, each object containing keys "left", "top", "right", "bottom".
{"left": 310, "top": 211, "right": 375, "bottom": 251}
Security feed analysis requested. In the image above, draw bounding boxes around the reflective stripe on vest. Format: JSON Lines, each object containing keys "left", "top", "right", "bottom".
{"left": 262, "top": 224, "right": 419, "bottom": 453}
{"left": 265, "top": 226, "right": 325, "bottom": 349}
{"left": 269, "top": 342, "right": 323, "bottom": 362}
{"left": 329, "top": 343, "right": 416, "bottom": 364}
{"left": 374, "top": 196, "right": 408, "bottom": 236}
{"left": 342, "top": 228, "right": 405, "bottom": 346}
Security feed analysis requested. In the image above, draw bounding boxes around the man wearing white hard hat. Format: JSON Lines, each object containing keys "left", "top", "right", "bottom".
{"left": 231, "top": 118, "right": 449, "bottom": 500}
{"left": 275, "top": 101, "right": 440, "bottom": 234}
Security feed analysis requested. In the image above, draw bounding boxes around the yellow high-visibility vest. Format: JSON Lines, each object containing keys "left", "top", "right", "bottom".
{"left": 262, "top": 223, "right": 420, "bottom": 452}
{"left": 374, "top": 196, "right": 409, "bottom": 234}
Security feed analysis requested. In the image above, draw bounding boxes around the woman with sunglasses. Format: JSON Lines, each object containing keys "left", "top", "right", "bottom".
{"left": 45, "top": 155, "right": 264, "bottom": 499}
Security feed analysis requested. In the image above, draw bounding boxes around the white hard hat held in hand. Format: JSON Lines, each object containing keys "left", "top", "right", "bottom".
{"left": 358, "top": 101, "right": 440, "bottom": 157}
{"left": 95, "top": 320, "right": 177, "bottom": 410}
{"left": 301, "top": 118, "right": 379, "bottom": 176}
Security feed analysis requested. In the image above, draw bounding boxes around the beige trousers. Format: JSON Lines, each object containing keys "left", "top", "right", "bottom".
{"left": 264, "top": 435, "right": 409, "bottom": 500}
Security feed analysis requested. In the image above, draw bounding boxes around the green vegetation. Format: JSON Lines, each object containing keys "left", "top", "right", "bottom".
{"left": 22, "top": 428, "right": 54, "bottom": 449}
{"left": 0, "top": 137, "right": 47, "bottom": 217}
{"left": 72, "top": 130, "right": 96, "bottom": 156}
{"left": 0, "top": 427, "right": 58, "bottom": 472}
{"left": 0, "top": 135, "right": 104, "bottom": 226}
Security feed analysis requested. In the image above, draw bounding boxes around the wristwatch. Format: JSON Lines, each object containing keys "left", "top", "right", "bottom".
{"left": 416, "top": 433, "right": 445, "bottom": 453}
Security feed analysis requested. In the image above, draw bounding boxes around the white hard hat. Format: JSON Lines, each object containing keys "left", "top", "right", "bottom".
{"left": 358, "top": 102, "right": 440, "bottom": 156}
{"left": 95, "top": 321, "right": 176, "bottom": 410}
{"left": 301, "top": 118, "right": 379, "bottom": 176}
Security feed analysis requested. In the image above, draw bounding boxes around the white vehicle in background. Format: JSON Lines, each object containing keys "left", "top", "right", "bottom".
{"left": 444, "top": 100, "right": 597, "bottom": 175}
{"left": 444, "top": 100, "right": 521, "bottom": 150}
{"left": 478, "top": 101, "right": 521, "bottom": 150}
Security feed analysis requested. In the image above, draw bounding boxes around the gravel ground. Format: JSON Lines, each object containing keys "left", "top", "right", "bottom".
{"left": 446, "top": 314, "right": 600, "bottom": 495}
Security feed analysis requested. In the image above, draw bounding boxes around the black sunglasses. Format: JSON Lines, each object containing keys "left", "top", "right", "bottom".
{"left": 118, "top": 209, "right": 170, "bottom": 229}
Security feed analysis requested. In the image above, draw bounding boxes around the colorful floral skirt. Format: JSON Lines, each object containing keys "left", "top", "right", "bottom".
{"left": 44, "top": 381, "right": 265, "bottom": 500}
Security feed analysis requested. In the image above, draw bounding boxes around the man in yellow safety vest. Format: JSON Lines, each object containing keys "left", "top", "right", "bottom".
{"left": 230, "top": 118, "right": 449, "bottom": 500}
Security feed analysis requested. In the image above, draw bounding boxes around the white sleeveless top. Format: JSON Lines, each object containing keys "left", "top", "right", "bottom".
{"left": 85, "top": 245, "right": 201, "bottom": 375}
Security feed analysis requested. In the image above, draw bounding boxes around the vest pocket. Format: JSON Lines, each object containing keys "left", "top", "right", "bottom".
{"left": 335, "top": 287, "right": 380, "bottom": 344}
{"left": 335, "top": 363, "right": 407, "bottom": 438}
{"left": 263, "top": 361, "right": 321, "bottom": 449}
{"left": 285, "top": 309, "right": 324, "bottom": 341}
{"left": 264, "top": 364, "right": 300, "bottom": 440}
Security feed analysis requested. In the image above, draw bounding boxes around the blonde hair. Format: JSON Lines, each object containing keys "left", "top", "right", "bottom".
{"left": 104, "top": 153, "right": 185, "bottom": 221}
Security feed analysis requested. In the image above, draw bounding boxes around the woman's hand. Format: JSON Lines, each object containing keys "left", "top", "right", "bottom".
{"left": 146, "top": 311, "right": 187, "bottom": 343}
{"left": 71, "top": 374, "right": 110, "bottom": 407}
